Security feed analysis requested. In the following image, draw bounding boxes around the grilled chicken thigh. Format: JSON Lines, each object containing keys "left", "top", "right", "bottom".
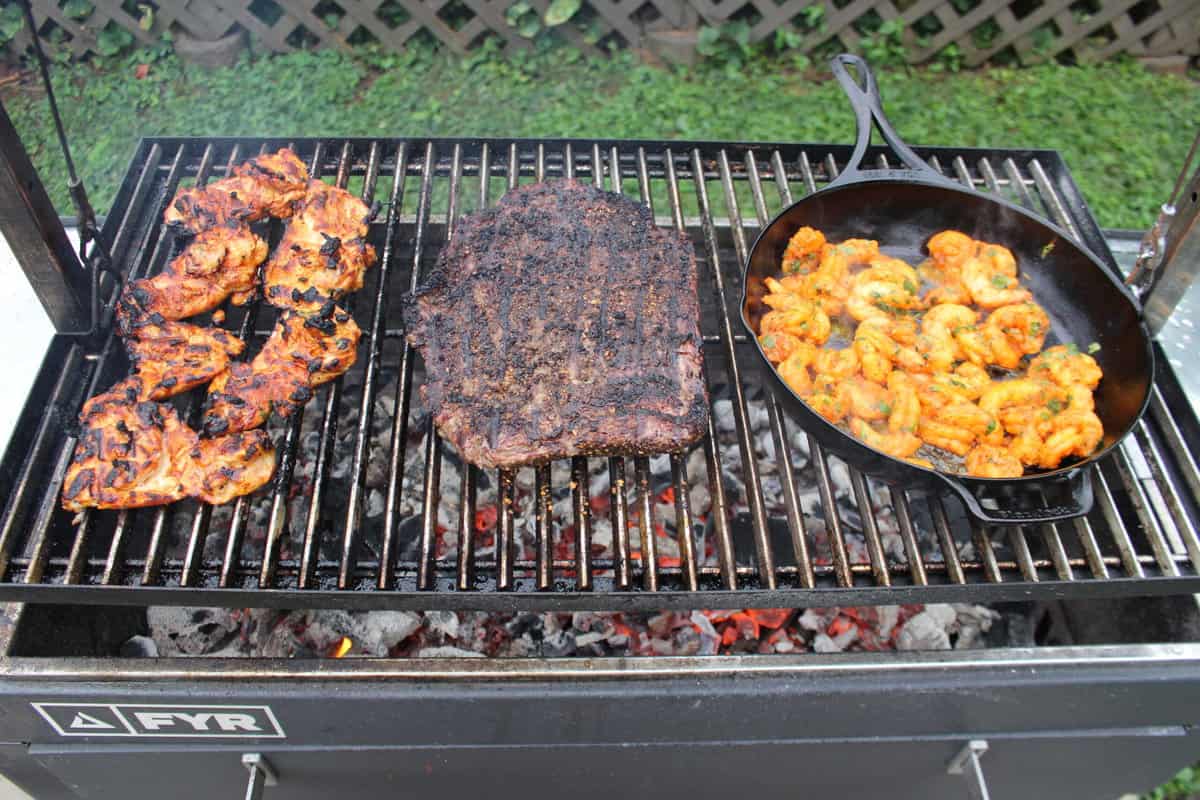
{"left": 163, "top": 148, "right": 310, "bottom": 232}
{"left": 61, "top": 378, "right": 275, "bottom": 511}
{"left": 203, "top": 303, "right": 361, "bottom": 436}
{"left": 263, "top": 180, "right": 376, "bottom": 314}
{"left": 117, "top": 222, "right": 267, "bottom": 332}
{"left": 124, "top": 320, "right": 245, "bottom": 400}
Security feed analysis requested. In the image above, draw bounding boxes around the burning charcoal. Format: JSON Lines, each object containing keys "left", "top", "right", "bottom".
{"left": 895, "top": 604, "right": 958, "bottom": 651}
{"left": 148, "top": 607, "right": 240, "bottom": 656}
{"left": 417, "top": 646, "right": 485, "bottom": 657}
{"left": 366, "top": 488, "right": 384, "bottom": 518}
{"left": 120, "top": 635, "right": 159, "bottom": 658}
{"left": 573, "top": 632, "right": 604, "bottom": 650}
{"left": 951, "top": 604, "right": 999, "bottom": 649}
{"left": 649, "top": 453, "right": 671, "bottom": 476}
{"left": 812, "top": 633, "right": 842, "bottom": 653}
{"left": 713, "top": 399, "right": 736, "bottom": 434}
{"left": 425, "top": 610, "right": 460, "bottom": 639}
{"left": 394, "top": 515, "right": 423, "bottom": 562}
{"left": 358, "top": 611, "right": 422, "bottom": 651}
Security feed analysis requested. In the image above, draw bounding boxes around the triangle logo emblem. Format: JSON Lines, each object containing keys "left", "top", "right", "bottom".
{"left": 69, "top": 712, "right": 115, "bottom": 730}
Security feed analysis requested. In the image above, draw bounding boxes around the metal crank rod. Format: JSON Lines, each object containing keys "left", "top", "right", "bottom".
{"left": 10, "top": 0, "right": 116, "bottom": 337}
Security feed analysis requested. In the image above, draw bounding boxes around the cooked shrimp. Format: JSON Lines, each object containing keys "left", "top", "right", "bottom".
{"left": 777, "top": 347, "right": 815, "bottom": 396}
{"left": 796, "top": 269, "right": 850, "bottom": 316}
{"left": 927, "top": 230, "right": 976, "bottom": 270}
{"left": 966, "top": 444, "right": 1024, "bottom": 478}
{"left": 837, "top": 376, "right": 892, "bottom": 421}
{"left": 761, "top": 228, "right": 1103, "bottom": 476}
{"left": 923, "top": 303, "right": 979, "bottom": 336}
{"left": 921, "top": 303, "right": 990, "bottom": 366}
{"left": 813, "top": 347, "right": 860, "bottom": 380}
{"left": 939, "top": 362, "right": 992, "bottom": 400}
{"left": 1038, "top": 410, "right": 1104, "bottom": 468}
{"left": 758, "top": 332, "right": 806, "bottom": 364}
{"left": 782, "top": 226, "right": 826, "bottom": 274}
{"left": 854, "top": 318, "right": 900, "bottom": 383}
{"left": 984, "top": 302, "right": 1050, "bottom": 369}
{"left": 760, "top": 302, "right": 831, "bottom": 344}
{"left": 935, "top": 401, "right": 1003, "bottom": 445}
{"left": 850, "top": 418, "right": 923, "bottom": 459}
{"left": 979, "top": 378, "right": 1052, "bottom": 418}
{"left": 847, "top": 280, "right": 925, "bottom": 322}
{"left": 918, "top": 419, "right": 975, "bottom": 457}
{"left": 1028, "top": 345, "right": 1102, "bottom": 390}
{"left": 808, "top": 391, "right": 847, "bottom": 423}
{"left": 855, "top": 260, "right": 920, "bottom": 290}
{"left": 835, "top": 238, "right": 880, "bottom": 263}
{"left": 1010, "top": 425, "right": 1045, "bottom": 467}
{"left": 762, "top": 277, "right": 810, "bottom": 312}
{"left": 887, "top": 371, "right": 920, "bottom": 434}
{"left": 962, "top": 254, "right": 1033, "bottom": 309}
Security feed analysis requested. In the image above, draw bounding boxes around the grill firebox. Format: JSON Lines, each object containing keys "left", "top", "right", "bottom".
{"left": 1, "top": 136, "right": 1198, "bottom": 610}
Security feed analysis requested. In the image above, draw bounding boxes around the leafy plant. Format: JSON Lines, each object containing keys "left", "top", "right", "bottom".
{"left": 95, "top": 22, "right": 134, "bottom": 57}
{"left": 860, "top": 18, "right": 907, "bottom": 66}
{"left": 1145, "top": 762, "right": 1200, "bottom": 800}
{"left": 931, "top": 43, "right": 963, "bottom": 72}
{"left": 797, "top": 4, "right": 825, "bottom": 32}
{"left": 696, "top": 20, "right": 753, "bottom": 69}
{"left": 0, "top": 4, "right": 24, "bottom": 47}
{"left": 63, "top": 0, "right": 94, "bottom": 21}
{"left": 137, "top": 3, "right": 154, "bottom": 31}
{"left": 505, "top": 1, "right": 541, "bottom": 38}
{"left": 544, "top": 0, "right": 582, "bottom": 27}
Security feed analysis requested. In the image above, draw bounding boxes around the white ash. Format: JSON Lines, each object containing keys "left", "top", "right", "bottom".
{"left": 143, "top": 600, "right": 1002, "bottom": 660}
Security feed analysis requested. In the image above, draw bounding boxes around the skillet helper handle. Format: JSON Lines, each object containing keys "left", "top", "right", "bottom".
{"left": 827, "top": 54, "right": 955, "bottom": 188}
{"left": 940, "top": 467, "right": 1094, "bottom": 526}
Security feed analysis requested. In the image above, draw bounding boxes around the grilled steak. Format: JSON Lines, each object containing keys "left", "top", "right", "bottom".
{"left": 403, "top": 180, "right": 708, "bottom": 469}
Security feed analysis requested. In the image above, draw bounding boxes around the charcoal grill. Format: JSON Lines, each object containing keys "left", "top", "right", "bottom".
{"left": 2, "top": 135, "right": 1200, "bottom": 609}
{"left": 1, "top": 127, "right": 1200, "bottom": 800}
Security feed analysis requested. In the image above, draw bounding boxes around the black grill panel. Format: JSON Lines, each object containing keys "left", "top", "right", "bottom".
{"left": 1, "top": 136, "right": 1198, "bottom": 610}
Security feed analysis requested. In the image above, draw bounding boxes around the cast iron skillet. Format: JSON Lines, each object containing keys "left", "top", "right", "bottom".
{"left": 741, "top": 54, "right": 1156, "bottom": 525}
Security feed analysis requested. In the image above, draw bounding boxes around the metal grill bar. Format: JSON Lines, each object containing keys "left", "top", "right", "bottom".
{"left": 2, "top": 137, "right": 1198, "bottom": 609}
{"left": 380, "top": 141, "right": 437, "bottom": 589}
{"left": 741, "top": 151, "right": 813, "bottom": 588}
{"left": 664, "top": 148, "right": 736, "bottom": 589}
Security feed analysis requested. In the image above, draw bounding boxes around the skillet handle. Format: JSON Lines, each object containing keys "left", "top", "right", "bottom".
{"left": 938, "top": 467, "right": 1095, "bottom": 526}
{"left": 828, "top": 54, "right": 957, "bottom": 189}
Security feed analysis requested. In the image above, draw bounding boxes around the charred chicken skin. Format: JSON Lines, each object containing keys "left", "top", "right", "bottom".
{"left": 202, "top": 303, "right": 361, "bottom": 436}
{"left": 117, "top": 222, "right": 268, "bottom": 333}
{"left": 263, "top": 180, "right": 377, "bottom": 314}
{"left": 163, "top": 148, "right": 310, "bottom": 233}
{"left": 61, "top": 378, "right": 275, "bottom": 511}
{"left": 124, "top": 319, "right": 245, "bottom": 400}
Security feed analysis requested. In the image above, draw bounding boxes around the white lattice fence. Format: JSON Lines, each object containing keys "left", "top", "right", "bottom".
{"left": 9, "top": 0, "right": 1200, "bottom": 62}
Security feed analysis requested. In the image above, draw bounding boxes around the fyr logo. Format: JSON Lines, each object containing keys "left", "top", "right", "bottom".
{"left": 32, "top": 703, "right": 286, "bottom": 738}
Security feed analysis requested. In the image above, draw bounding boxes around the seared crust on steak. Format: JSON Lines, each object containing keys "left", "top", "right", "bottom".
{"left": 403, "top": 180, "right": 708, "bottom": 469}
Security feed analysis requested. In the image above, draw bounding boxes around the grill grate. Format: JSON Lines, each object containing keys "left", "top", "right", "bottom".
{"left": 1, "top": 136, "right": 1199, "bottom": 610}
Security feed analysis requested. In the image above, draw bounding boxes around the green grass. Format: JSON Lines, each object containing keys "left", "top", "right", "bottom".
{"left": 3, "top": 43, "right": 1198, "bottom": 230}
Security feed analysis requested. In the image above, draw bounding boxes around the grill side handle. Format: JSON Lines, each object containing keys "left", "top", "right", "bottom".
{"left": 0, "top": 101, "right": 93, "bottom": 334}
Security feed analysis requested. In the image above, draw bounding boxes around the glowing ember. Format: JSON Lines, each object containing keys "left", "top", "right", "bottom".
{"left": 330, "top": 636, "right": 353, "bottom": 658}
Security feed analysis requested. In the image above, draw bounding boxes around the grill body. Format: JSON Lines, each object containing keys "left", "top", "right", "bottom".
{"left": 1, "top": 636, "right": 1198, "bottom": 799}
{"left": 1, "top": 136, "right": 1199, "bottom": 610}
